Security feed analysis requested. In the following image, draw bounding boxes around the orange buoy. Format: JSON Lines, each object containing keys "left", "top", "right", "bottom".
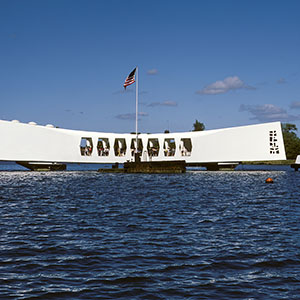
{"left": 265, "top": 177, "right": 274, "bottom": 183}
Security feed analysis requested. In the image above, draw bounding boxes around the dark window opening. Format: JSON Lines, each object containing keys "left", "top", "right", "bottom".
{"left": 80, "top": 137, "right": 93, "bottom": 156}
{"left": 130, "top": 138, "right": 143, "bottom": 156}
{"left": 97, "top": 138, "right": 110, "bottom": 156}
{"left": 114, "top": 138, "right": 127, "bottom": 156}
{"left": 147, "top": 138, "right": 160, "bottom": 157}
{"left": 164, "top": 138, "right": 176, "bottom": 156}
{"left": 180, "top": 138, "right": 192, "bottom": 156}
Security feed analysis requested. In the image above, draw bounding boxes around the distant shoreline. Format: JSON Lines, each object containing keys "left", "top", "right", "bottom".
{"left": 241, "top": 160, "right": 294, "bottom": 165}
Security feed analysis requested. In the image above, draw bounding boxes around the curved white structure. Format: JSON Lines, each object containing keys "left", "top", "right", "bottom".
{"left": 0, "top": 119, "right": 286, "bottom": 165}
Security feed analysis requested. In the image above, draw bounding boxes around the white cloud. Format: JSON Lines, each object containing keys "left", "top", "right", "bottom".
{"left": 147, "top": 69, "right": 158, "bottom": 75}
{"left": 277, "top": 78, "right": 286, "bottom": 84}
{"left": 196, "top": 76, "right": 255, "bottom": 95}
{"left": 239, "top": 104, "right": 300, "bottom": 122}
{"left": 115, "top": 112, "right": 148, "bottom": 120}
{"left": 290, "top": 101, "right": 300, "bottom": 109}
{"left": 147, "top": 101, "right": 178, "bottom": 107}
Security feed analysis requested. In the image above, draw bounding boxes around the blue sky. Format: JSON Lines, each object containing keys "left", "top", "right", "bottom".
{"left": 1, "top": 0, "right": 299, "bottom": 134}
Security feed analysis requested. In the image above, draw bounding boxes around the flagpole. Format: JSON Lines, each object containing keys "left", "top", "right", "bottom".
{"left": 135, "top": 66, "right": 138, "bottom": 157}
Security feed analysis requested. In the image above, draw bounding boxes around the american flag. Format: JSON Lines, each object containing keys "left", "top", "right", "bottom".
{"left": 123, "top": 68, "right": 136, "bottom": 89}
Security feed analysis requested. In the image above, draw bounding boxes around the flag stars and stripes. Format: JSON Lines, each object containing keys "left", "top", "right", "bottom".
{"left": 123, "top": 68, "right": 136, "bottom": 89}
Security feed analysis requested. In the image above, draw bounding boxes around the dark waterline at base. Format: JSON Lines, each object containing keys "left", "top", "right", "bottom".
{"left": 0, "top": 166, "right": 299, "bottom": 299}
{"left": 0, "top": 161, "right": 296, "bottom": 172}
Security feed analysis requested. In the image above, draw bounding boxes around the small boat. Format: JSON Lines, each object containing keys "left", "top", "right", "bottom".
{"left": 291, "top": 155, "right": 300, "bottom": 171}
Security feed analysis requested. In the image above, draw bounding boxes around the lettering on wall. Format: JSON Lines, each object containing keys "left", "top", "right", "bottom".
{"left": 269, "top": 131, "right": 280, "bottom": 154}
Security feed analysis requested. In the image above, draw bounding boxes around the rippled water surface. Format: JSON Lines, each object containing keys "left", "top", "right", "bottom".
{"left": 1, "top": 168, "right": 300, "bottom": 299}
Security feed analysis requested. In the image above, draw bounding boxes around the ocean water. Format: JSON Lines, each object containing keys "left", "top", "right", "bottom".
{"left": 0, "top": 166, "right": 300, "bottom": 299}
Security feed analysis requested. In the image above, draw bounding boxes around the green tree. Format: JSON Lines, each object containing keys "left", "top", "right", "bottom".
{"left": 282, "top": 123, "right": 300, "bottom": 159}
{"left": 193, "top": 120, "right": 205, "bottom": 131}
